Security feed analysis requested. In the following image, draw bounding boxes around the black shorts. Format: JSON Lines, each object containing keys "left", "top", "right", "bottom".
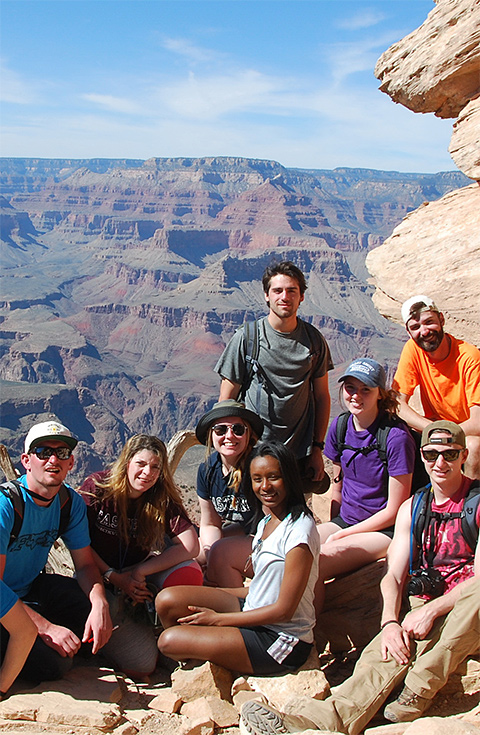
{"left": 331, "top": 515, "right": 394, "bottom": 539}
{"left": 239, "top": 625, "right": 312, "bottom": 675}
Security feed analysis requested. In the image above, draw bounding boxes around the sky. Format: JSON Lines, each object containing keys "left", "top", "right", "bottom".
{"left": 0, "top": 0, "right": 456, "bottom": 173}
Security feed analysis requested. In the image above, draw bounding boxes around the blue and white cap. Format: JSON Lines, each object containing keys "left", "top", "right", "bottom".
{"left": 338, "top": 358, "right": 386, "bottom": 390}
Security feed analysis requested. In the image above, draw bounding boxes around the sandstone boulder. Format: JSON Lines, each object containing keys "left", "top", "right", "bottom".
{"left": 366, "top": 184, "right": 480, "bottom": 347}
{"left": 449, "top": 98, "right": 480, "bottom": 180}
{"left": 170, "top": 662, "right": 234, "bottom": 704}
{"left": 375, "top": 0, "right": 480, "bottom": 118}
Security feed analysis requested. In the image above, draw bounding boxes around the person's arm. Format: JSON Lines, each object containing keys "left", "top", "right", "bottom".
{"left": 198, "top": 498, "right": 224, "bottom": 564}
{"left": 329, "top": 462, "right": 342, "bottom": 520}
{"left": 324, "top": 474, "right": 412, "bottom": 542}
{"left": 0, "top": 598, "right": 37, "bottom": 697}
{"left": 219, "top": 378, "right": 241, "bottom": 401}
{"left": 177, "top": 543, "right": 313, "bottom": 628}
{"left": 459, "top": 404, "right": 480, "bottom": 437}
{"left": 70, "top": 546, "right": 112, "bottom": 654}
{"left": 307, "top": 374, "right": 331, "bottom": 480}
{"left": 379, "top": 499, "right": 413, "bottom": 665}
{"left": 401, "top": 533, "right": 480, "bottom": 641}
{"left": 397, "top": 393, "right": 429, "bottom": 432}
{"left": 131, "top": 525, "right": 200, "bottom": 581}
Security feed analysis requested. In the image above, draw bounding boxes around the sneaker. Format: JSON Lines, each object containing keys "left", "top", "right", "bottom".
{"left": 240, "top": 700, "right": 318, "bottom": 735}
{"left": 384, "top": 686, "right": 431, "bottom": 723}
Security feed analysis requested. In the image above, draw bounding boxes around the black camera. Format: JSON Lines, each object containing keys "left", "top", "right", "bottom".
{"left": 407, "top": 568, "right": 445, "bottom": 598}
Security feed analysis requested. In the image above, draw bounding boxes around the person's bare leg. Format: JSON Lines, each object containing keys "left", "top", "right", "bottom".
{"left": 158, "top": 625, "right": 254, "bottom": 673}
{"left": 314, "top": 532, "right": 390, "bottom": 616}
{"left": 156, "top": 585, "right": 242, "bottom": 629}
{"left": 206, "top": 535, "right": 253, "bottom": 587}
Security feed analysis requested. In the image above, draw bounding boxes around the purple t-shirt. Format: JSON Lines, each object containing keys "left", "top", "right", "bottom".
{"left": 324, "top": 413, "right": 416, "bottom": 526}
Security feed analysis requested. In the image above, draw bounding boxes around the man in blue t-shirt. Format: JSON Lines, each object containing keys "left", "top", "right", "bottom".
{"left": 0, "top": 421, "right": 112, "bottom": 683}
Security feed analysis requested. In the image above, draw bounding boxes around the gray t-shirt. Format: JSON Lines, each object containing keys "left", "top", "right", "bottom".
{"left": 214, "top": 317, "right": 333, "bottom": 458}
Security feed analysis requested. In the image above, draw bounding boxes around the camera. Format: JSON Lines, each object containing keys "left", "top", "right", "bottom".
{"left": 407, "top": 567, "right": 445, "bottom": 598}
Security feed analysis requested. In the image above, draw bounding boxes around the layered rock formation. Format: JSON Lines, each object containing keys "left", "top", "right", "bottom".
{"left": 1, "top": 159, "right": 466, "bottom": 480}
{"left": 368, "top": 0, "right": 480, "bottom": 340}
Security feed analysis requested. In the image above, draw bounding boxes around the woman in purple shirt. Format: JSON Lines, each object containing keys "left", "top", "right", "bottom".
{"left": 315, "top": 358, "right": 415, "bottom": 614}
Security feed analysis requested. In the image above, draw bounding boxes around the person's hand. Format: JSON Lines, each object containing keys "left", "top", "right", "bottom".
{"left": 401, "top": 605, "right": 436, "bottom": 640}
{"left": 114, "top": 571, "right": 150, "bottom": 603}
{"left": 323, "top": 528, "right": 349, "bottom": 544}
{"left": 40, "top": 624, "right": 81, "bottom": 658}
{"left": 380, "top": 622, "right": 411, "bottom": 665}
{"left": 178, "top": 606, "right": 222, "bottom": 626}
{"left": 82, "top": 601, "right": 113, "bottom": 654}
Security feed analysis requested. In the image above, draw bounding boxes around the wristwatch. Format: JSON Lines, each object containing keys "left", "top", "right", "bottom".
{"left": 103, "top": 568, "right": 115, "bottom": 583}
{"left": 313, "top": 440, "right": 325, "bottom": 450}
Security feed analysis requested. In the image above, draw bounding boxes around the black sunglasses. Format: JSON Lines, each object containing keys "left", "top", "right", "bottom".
{"left": 421, "top": 448, "right": 463, "bottom": 462}
{"left": 31, "top": 446, "right": 73, "bottom": 460}
{"left": 212, "top": 423, "right": 246, "bottom": 437}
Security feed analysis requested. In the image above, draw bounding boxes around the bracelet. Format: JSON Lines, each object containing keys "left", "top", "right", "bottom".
{"left": 313, "top": 440, "right": 325, "bottom": 450}
{"left": 381, "top": 619, "right": 400, "bottom": 630}
{"left": 103, "top": 568, "right": 116, "bottom": 583}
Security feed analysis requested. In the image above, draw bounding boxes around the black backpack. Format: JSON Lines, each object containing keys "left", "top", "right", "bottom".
{"left": 0, "top": 479, "right": 72, "bottom": 547}
{"left": 411, "top": 480, "right": 480, "bottom": 554}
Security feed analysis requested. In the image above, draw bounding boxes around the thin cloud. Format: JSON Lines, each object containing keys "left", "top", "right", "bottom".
{"left": 81, "top": 93, "right": 141, "bottom": 114}
{"left": 336, "top": 9, "right": 386, "bottom": 31}
{"left": 161, "top": 36, "right": 223, "bottom": 64}
{"left": 0, "top": 61, "right": 38, "bottom": 104}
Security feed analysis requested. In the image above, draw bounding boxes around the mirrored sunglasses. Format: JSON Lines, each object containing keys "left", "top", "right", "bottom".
{"left": 31, "top": 446, "right": 73, "bottom": 460}
{"left": 212, "top": 423, "right": 246, "bottom": 437}
{"left": 421, "top": 448, "right": 463, "bottom": 462}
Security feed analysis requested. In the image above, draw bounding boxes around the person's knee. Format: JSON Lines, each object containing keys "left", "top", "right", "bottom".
{"left": 155, "top": 587, "right": 177, "bottom": 617}
{"left": 157, "top": 627, "right": 179, "bottom": 657}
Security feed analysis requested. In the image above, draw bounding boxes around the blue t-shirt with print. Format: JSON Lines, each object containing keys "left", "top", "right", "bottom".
{"left": 0, "top": 475, "right": 90, "bottom": 598}
{"left": 0, "top": 578, "right": 18, "bottom": 617}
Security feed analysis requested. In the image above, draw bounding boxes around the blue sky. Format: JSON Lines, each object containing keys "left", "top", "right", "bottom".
{"left": 1, "top": 0, "right": 455, "bottom": 172}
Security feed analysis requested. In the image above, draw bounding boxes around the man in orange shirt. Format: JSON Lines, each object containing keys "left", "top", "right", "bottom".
{"left": 392, "top": 295, "right": 480, "bottom": 479}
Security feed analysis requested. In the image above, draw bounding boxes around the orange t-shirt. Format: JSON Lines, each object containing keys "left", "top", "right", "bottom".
{"left": 393, "top": 334, "right": 480, "bottom": 423}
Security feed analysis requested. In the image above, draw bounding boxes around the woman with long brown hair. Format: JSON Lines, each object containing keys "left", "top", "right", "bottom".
{"left": 79, "top": 434, "right": 202, "bottom": 678}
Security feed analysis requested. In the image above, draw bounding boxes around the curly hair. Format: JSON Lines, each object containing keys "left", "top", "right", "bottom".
{"left": 94, "top": 435, "right": 185, "bottom": 550}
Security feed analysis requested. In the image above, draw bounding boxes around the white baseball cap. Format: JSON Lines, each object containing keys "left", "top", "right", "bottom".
{"left": 401, "top": 295, "right": 440, "bottom": 325}
{"left": 24, "top": 421, "right": 78, "bottom": 453}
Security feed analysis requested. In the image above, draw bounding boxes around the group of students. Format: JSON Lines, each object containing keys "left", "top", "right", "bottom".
{"left": 1, "top": 352, "right": 420, "bottom": 692}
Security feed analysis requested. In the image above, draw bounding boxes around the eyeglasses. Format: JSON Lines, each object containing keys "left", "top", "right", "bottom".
{"left": 31, "top": 446, "right": 73, "bottom": 460}
{"left": 421, "top": 448, "right": 463, "bottom": 462}
{"left": 211, "top": 423, "right": 246, "bottom": 437}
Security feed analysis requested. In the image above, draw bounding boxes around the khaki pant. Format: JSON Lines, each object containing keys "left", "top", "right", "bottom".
{"left": 291, "top": 578, "right": 480, "bottom": 735}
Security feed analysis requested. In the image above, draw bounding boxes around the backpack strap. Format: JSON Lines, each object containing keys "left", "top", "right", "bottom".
{"left": 0, "top": 480, "right": 72, "bottom": 546}
{"left": 240, "top": 320, "right": 269, "bottom": 414}
{"left": 460, "top": 480, "right": 480, "bottom": 551}
{"left": 0, "top": 480, "right": 25, "bottom": 547}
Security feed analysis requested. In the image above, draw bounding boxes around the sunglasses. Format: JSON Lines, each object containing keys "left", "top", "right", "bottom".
{"left": 31, "top": 446, "right": 73, "bottom": 460}
{"left": 421, "top": 448, "right": 463, "bottom": 462}
{"left": 212, "top": 423, "right": 246, "bottom": 437}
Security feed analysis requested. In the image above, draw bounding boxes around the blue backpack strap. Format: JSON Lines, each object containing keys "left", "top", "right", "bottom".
{"left": 409, "top": 485, "right": 431, "bottom": 573}
{"left": 0, "top": 480, "right": 25, "bottom": 547}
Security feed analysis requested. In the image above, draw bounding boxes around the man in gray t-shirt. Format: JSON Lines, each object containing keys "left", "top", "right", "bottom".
{"left": 215, "top": 261, "right": 333, "bottom": 488}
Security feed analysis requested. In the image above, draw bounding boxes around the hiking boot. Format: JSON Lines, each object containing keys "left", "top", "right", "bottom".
{"left": 384, "top": 686, "right": 431, "bottom": 723}
{"left": 240, "top": 700, "right": 318, "bottom": 735}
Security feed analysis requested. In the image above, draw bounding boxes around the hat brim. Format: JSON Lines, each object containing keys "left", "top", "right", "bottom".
{"left": 196, "top": 406, "right": 264, "bottom": 445}
{"left": 28, "top": 434, "right": 78, "bottom": 452}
